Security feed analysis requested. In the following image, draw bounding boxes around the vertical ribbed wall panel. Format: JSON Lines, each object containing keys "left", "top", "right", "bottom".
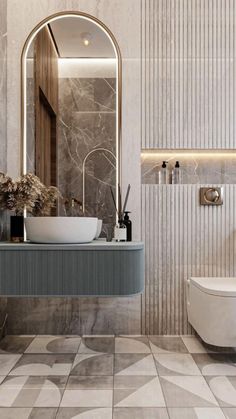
{"left": 142, "top": 0, "right": 236, "bottom": 149}
{"left": 142, "top": 184, "right": 236, "bottom": 334}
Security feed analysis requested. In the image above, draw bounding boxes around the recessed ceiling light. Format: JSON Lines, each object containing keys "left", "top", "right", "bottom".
{"left": 80, "top": 32, "right": 92, "bottom": 46}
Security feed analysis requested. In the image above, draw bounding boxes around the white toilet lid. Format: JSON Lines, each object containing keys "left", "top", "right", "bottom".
{"left": 190, "top": 277, "right": 236, "bottom": 297}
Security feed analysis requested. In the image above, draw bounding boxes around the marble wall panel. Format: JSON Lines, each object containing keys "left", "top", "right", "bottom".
{"left": 5, "top": 296, "right": 141, "bottom": 335}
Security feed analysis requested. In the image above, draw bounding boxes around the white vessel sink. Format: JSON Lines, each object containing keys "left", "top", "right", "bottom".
{"left": 25, "top": 217, "right": 98, "bottom": 244}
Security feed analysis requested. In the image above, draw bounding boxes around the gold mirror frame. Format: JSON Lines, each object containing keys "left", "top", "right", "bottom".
{"left": 21, "top": 11, "right": 122, "bottom": 207}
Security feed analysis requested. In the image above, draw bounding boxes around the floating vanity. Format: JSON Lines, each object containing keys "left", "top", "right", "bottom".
{"left": 0, "top": 241, "right": 144, "bottom": 297}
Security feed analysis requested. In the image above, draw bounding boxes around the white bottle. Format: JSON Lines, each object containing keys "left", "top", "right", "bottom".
{"left": 172, "top": 161, "right": 182, "bottom": 184}
{"left": 158, "top": 161, "right": 168, "bottom": 184}
{"left": 114, "top": 223, "right": 127, "bottom": 242}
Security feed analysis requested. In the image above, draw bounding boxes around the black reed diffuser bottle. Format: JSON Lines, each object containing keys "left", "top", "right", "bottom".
{"left": 124, "top": 211, "right": 132, "bottom": 241}
{"left": 10, "top": 214, "right": 24, "bottom": 242}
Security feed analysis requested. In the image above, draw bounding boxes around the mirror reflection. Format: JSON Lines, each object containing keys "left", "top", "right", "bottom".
{"left": 24, "top": 14, "right": 119, "bottom": 236}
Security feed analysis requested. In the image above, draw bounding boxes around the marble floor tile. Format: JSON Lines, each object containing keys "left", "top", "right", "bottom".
{"left": 78, "top": 337, "right": 114, "bottom": 354}
{"left": 114, "top": 376, "right": 165, "bottom": 407}
{"left": 67, "top": 376, "right": 113, "bottom": 390}
{"left": 115, "top": 336, "right": 151, "bottom": 353}
{"left": 0, "top": 407, "right": 57, "bottom": 419}
{"left": 114, "top": 354, "right": 157, "bottom": 376}
{"left": 113, "top": 407, "right": 169, "bottom": 418}
{"left": 160, "top": 376, "right": 218, "bottom": 407}
{"left": 222, "top": 408, "right": 236, "bottom": 418}
{"left": 25, "top": 336, "right": 81, "bottom": 354}
{"left": 149, "top": 336, "right": 188, "bottom": 354}
{"left": 0, "top": 354, "right": 22, "bottom": 375}
{"left": 206, "top": 376, "right": 236, "bottom": 407}
{"left": 0, "top": 376, "right": 67, "bottom": 407}
{"left": 71, "top": 354, "right": 113, "bottom": 376}
{"left": 56, "top": 407, "right": 112, "bottom": 419}
{"left": 168, "top": 407, "right": 226, "bottom": 418}
{"left": 192, "top": 354, "right": 236, "bottom": 376}
{"left": 154, "top": 354, "right": 201, "bottom": 376}
{"left": 60, "top": 389, "right": 113, "bottom": 407}
{"left": 181, "top": 337, "right": 208, "bottom": 354}
{"left": 0, "top": 336, "right": 35, "bottom": 354}
{"left": 9, "top": 354, "right": 74, "bottom": 376}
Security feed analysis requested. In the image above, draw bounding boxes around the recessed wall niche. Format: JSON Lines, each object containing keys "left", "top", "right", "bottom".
{"left": 141, "top": 150, "right": 236, "bottom": 185}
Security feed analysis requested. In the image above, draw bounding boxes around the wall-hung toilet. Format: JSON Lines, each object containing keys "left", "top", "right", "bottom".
{"left": 186, "top": 277, "right": 236, "bottom": 347}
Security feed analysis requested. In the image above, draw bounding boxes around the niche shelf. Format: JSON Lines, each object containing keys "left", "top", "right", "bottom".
{"left": 141, "top": 149, "right": 236, "bottom": 185}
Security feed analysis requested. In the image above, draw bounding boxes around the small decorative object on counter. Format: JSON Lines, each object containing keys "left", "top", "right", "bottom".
{"left": 124, "top": 211, "right": 132, "bottom": 241}
{"left": 10, "top": 215, "right": 24, "bottom": 243}
{"left": 158, "top": 161, "right": 169, "bottom": 184}
{"left": 110, "top": 183, "right": 131, "bottom": 242}
{"left": 114, "top": 219, "right": 127, "bottom": 242}
{"left": 172, "top": 161, "right": 182, "bottom": 184}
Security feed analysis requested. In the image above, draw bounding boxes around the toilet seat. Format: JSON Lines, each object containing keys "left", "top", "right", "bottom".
{"left": 190, "top": 277, "right": 236, "bottom": 297}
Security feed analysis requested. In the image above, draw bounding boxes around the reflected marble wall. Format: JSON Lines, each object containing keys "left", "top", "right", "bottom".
{"left": 58, "top": 77, "right": 116, "bottom": 233}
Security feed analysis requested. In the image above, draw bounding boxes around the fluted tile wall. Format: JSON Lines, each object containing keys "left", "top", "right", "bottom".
{"left": 142, "top": 0, "right": 236, "bottom": 149}
{"left": 142, "top": 184, "right": 236, "bottom": 334}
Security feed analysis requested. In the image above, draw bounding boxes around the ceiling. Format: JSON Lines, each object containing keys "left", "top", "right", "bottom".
{"left": 49, "top": 16, "right": 116, "bottom": 58}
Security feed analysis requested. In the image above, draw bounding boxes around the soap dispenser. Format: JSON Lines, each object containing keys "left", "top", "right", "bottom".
{"left": 158, "top": 161, "right": 168, "bottom": 184}
{"left": 172, "top": 161, "right": 182, "bottom": 184}
{"left": 124, "top": 211, "right": 132, "bottom": 242}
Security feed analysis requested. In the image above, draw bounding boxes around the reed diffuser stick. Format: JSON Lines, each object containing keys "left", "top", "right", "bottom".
{"left": 122, "top": 184, "right": 131, "bottom": 216}
{"left": 110, "top": 187, "right": 118, "bottom": 217}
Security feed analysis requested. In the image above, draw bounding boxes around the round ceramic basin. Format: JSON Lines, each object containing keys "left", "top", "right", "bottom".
{"left": 25, "top": 217, "right": 98, "bottom": 244}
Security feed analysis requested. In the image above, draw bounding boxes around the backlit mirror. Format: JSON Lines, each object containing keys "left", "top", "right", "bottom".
{"left": 21, "top": 12, "right": 121, "bottom": 235}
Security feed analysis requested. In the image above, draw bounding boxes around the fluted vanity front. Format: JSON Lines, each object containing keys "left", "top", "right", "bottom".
{"left": 0, "top": 241, "right": 144, "bottom": 297}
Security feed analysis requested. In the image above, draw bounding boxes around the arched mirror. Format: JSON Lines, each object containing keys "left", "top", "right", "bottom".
{"left": 21, "top": 12, "right": 121, "bottom": 236}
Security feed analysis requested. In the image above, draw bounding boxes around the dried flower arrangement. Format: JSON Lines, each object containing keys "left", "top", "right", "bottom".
{"left": 0, "top": 172, "right": 61, "bottom": 216}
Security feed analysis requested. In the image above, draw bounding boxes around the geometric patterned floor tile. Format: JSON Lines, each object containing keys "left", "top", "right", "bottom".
{"left": 113, "top": 407, "right": 169, "bottom": 418}
{"left": 78, "top": 337, "right": 114, "bottom": 354}
{"left": 149, "top": 337, "right": 188, "bottom": 354}
{"left": 0, "top": 355, "right": 22, "bottom": 375}
{"left": 114, "top": 376, "right": 165, "bottom": 407}
{"left": 25, "top": 336, "right": 81, "bottom": 354}
{"left": 160, "top": 376, "right": 218, "bottom": 407}
{"left": 115, "top": 337, "right": 151, "bottom": 354}
{"left": 0, "top": 408, "right": 57, "bottom": 419}
{"left": 60, "top": 389, "right": 113, "bottom": 408}
{"left": 154, "top": 354, "right": 201, "bottom": 375}
{"left": 206, "top": 376, "right": 236, "bottom": 407}
{"left": 71, "top": 354, "right": 113, "bottom": 376}
{"left": 0, "top": 376, "right": 67, "bottom": 407}
{"left": 168, "top": 407, "right": 226, "bottom": 418}
{"left": 222, "top": 408, "right": 236, "bottom": 418}
{"left": 56, "top": 407, "right": 112, "bottom": 418}
{"left": 114, "top": 354, "right": 157, "bottom": 376}
{"left": 66, "top": 376, "right": 113, "bottom": 390}
{"left": 8, "top": 355, "right": 74, "bottom": 376}
{"left": 192, "top": 354, "right": 236, "bottom": 376}
{"left": 181, "top": 337, "right": 209, "bottom": 354}
{"left": 0, "top": 336, "right": 35, "bottom": 354}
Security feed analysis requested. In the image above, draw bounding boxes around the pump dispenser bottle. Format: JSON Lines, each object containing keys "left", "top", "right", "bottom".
{"left": 124, "top": 211, "right": 132, "bottom": 241}
{"left": 172, "top": 161, "right": 182, "bottom": 184}
{"left": 158, "top": 161, "right": 168, "bottom": 184}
